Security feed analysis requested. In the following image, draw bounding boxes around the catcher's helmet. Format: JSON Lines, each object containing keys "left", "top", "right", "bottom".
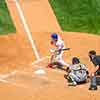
{"left": 51, "top": 33, "right": 58, "bottom": 39}
{"left": 72, "top": 57, "right": 80, "bottom": 64}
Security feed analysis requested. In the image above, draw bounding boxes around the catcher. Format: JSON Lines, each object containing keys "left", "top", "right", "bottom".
{"left": 65, "top": 57, "right": 89, "bottom": 86}
{"left": 47, "top": 33, "right": 69, "bottom": 70}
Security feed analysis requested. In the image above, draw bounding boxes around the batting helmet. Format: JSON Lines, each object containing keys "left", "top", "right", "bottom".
{"left": 51, "top": 33, "right": 58, "bottom": 39}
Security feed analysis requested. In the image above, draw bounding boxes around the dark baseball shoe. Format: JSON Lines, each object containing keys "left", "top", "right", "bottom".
{"left": 89, "top": 85, "right": 97, "bottom": 90}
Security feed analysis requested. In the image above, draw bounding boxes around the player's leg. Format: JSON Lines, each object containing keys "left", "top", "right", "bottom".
{"left": 89, "top": 71, "right": 100, "bottom": 90}
{"left": 67, "top": 73, "right": 77, "bottom": 86}
{"left": 67, "top": 72, "right": 87, "bottom": 86}
{"left": 75, "top": 72, "right": 88, "bottom": 82}
{"left": 57, "top": 52, "right": 69, "bottom": 67}
{"left": 58, "top": 59, "right": 69, "bottom": 67}
{"left": 89, "top": 75, "right": 97, "bottom": 90}
{"left": 47, "top": 55, "right": 54, "bottom": 68}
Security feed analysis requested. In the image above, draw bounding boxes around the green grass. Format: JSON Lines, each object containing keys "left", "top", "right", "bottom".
{"left": 49, "top": 0, "right": 100, "bottom": 35}
{"left": 0, "top": 0, "right": 16, "bottom": 35}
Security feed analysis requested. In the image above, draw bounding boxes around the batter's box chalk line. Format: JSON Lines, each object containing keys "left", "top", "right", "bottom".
{"left": 0, "top": 70, "right": 28, "bottom": 89}
{"left": 0, "top": 70, "right": 18, "bottom": 79}
{"left": 0, "top": 78, "right": 28, "bottom": 89}
{"left": 31, "top": 56, "right": 49, "bottom": 65}
{"left": 34, "top": 69, "right": 46, "bottom": 75}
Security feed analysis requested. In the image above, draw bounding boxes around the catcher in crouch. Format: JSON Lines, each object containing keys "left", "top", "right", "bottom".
{"left": 47, "top": 33, "right": 69, "bottom": 69}
{"left": 65, "top": 57, "right": 89, "bottom": 86}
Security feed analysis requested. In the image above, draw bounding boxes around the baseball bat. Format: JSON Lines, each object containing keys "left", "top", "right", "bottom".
{"left": 55, "top": 48, "right": 71, "bottom": 52}
{"left": 61, "top": 48, "right": 70, "bottom": 51}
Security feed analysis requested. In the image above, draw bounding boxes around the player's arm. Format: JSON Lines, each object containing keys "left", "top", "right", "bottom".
{"left": 94, "top": 65, "right": 100, "bottom": 73}
{"left": 90, "top": 65, "right": 99, "bottom": 76}
{"left": 90, "top": 62, "right": 100, "bottom": 76}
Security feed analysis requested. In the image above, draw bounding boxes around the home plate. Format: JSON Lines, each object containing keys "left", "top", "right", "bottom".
{"left": 34, "top": 69, "right": 46, "bottom": 75}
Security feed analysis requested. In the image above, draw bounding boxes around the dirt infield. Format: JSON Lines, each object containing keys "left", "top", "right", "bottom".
{"left": 0, "top": 0, "right": 100, "bottom": 100}
{"left": 19, "top": 0, "right": 61, "bottom": 32}
{"left": 0, "top": 0, "right": 34, "bottom": 74}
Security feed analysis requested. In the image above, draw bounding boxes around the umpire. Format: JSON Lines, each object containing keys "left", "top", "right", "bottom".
{"left": 88, "top": 50, "right": 100, "bottom": 90}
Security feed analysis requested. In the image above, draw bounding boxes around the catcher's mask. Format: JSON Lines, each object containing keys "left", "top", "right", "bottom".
{"left": 72, "top": 57, "right": 80, "bottom": 64}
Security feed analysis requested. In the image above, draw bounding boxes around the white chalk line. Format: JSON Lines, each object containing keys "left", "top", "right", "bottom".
{"left": 14, "top": 0, "right": 40, "bottom": 60}
{"left": 31, "top": 56, "right": 67, "bottom": 75}
{"left": 0, "top": 69, "right": 64, "bottom": 88}
{"left": 0, "top": 62, "right": 64, "bottom": 87}
{"left": 31, "top": 56, "right": 49, "bottom": 65}
{"left": 0, "top": 78, "right": 28, "bottom": 89}
{"left": 10, "top": 0, "right": 52, "bottom": 69}
{"left": 32, "top": 63, "right": 66, "bottom": 75}
{"left": 0, "top": 70, "right": 18, "bottom": 79}
{"left": 0, "top": 71, "right": 28, "bottom": 88}
{"left": 34, "top": 66, "right": 65, "bottom": 84}
{"left": 0, "top": 70, "right": 28, "bottom": 89}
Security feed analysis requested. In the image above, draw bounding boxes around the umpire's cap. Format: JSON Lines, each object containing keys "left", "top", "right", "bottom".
{"left": 89, "top": 50, "right": 96, "bottom": 55}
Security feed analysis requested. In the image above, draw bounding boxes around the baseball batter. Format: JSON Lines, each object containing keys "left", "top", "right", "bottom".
{"left": 47, "top": 33, "right": 69, "bottom": 69}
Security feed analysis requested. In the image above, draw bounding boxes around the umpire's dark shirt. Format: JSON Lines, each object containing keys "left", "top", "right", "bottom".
{"left": 91, "top": 55, "right": 100, "bottom": 66}
{"left": 91, "top": 55, "right": 100, "bottom": 75}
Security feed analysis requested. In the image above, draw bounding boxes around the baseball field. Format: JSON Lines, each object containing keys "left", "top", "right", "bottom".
{"left": 0, "top": 0, "right": 16, "bottom": 34}
{"left": 0, "top": 0, "right": 100, "bottom": 100}
{"left": 49, "top": 0, "right": 100, "bottom": 34}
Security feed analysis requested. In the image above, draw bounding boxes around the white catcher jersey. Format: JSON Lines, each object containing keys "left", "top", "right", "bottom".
{"left": 69, "top": 63, "right": 87, "bottom": 75}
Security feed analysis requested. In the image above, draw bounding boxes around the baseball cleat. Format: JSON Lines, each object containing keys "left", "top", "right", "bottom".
{"left": 47, "top": 63, "right": 53, "bottom": 68}
{"left": 89, "top": 85, "right": 97, "bottom": 90}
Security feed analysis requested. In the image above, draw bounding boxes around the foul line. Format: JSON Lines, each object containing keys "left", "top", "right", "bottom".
{"left": 0, "top": 78, "right": 28, "bottom": 89}
{"left": 14, "top": 0, "right": 40, "bottom": 60}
